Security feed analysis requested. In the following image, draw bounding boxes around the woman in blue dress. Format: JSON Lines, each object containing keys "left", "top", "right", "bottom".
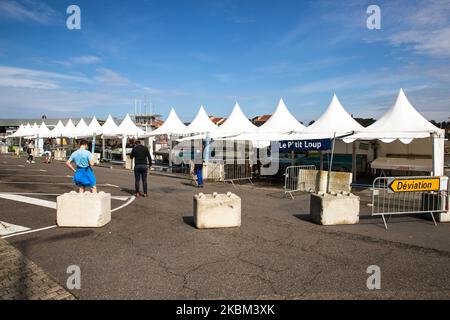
{"left": 66, "top": 139, "right": 97, "bottom": 193}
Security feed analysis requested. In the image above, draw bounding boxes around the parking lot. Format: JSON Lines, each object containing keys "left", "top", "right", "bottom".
{"left": 1, "top": 153, "right": 450, "bottom": 299}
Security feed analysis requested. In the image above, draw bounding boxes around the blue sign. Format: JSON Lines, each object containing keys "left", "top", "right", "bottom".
{"left": 279, "top": 139, "right": 332, "bottom": 151}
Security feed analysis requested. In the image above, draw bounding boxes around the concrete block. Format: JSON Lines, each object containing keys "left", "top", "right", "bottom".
{"left": 125, "top": 155, "right": 134, "bottom": 170}
{"left": 193, "top": 192, "right": 241, "bottom": 228}
{"left": 92, "top": 153, "right": 100, "bottom": 165}
{"left": 57, "top": 191, "right": 111, "bottom": 227}
{"left": 318, "top": 171, "right": 352, "bottom": 193}
{"left": 436, "top": 195, "right": 450, "bottom": 222}
{"left": 297, "top": 170, "right": 352, "bottom": 193}
{"left": 310, "top": 192, "right": 360, "bottom": 225}
{"left": 54, "top": 149, "right": 66, "bottom": 161}
{"left": 203, "top": 162, "right": 224, "bottom": 181}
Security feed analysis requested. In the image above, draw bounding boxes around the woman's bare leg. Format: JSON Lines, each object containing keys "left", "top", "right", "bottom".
{"left": 91, "top": 186, "right": 97, "bottom": 193}
{"left": 79, "top": 187, "right": 85, "bottom": 193}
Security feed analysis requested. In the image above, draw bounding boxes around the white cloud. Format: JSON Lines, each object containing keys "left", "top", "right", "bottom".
{"left": 94, "top": 68, "right": 130, "bottom": 86}
{"left": 389, "top": 27, "right": 450, "bottom": 57}
{"left": 0, "top": 65, "right": 91, "bottom": 90}
{"left": 142, "top": 86, "right": 186, "bottom": 97}
{"left": 54, "top": 55, "right": 102, "bottom": 67}
{"left": 0, "top": 0, "right": 61, "bottom": 25}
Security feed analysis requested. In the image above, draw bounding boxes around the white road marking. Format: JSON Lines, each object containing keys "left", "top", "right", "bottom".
{"left": 0, "top": 168, "right": 50, "bottom": 171}
{"left": 105, "top": 183, "right": 120, "bottom": 188}
{"left": 0, "top": 221, "right": 31, "bottom": 236}
{"left": 0, "top": 193, "right": 56, "bottom": 209}
{"left": 0, "top": 181, "right": 119, "bottom": 187}
{"left": 0, "top": 180, "right": 135, "bottom": 238}
{"left": 2, "top": 225, "right": 57, "bottom": 239}
{"left": 0, "top": 192, "right": 130, "bottom": 201}
{"left": 0, "top": 174, "right": 72, "bottom": 178}
{"left": 112, "top": 196, "right": 136, "bottom": 212}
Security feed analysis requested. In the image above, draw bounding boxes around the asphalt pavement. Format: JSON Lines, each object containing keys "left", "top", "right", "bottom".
{"left": 0, "top": 154, "right": 449, "bottom": 299}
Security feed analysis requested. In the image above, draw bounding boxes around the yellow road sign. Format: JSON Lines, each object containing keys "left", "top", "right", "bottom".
{"left": 388, "top": 178, "right": 441, "bottom": 193}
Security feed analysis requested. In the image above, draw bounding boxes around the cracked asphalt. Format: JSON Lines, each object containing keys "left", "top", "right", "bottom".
{"left": 1, "top": 154, "right": 450, "bottom": 299}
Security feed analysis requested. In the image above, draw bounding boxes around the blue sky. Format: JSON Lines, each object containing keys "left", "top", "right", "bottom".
{"left": 0, "top": 0, "right": 449, "bottom": 123}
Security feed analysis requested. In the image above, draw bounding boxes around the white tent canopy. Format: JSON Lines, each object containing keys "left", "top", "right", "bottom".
{"left": 61, "top": 119, "right": 76, "bottom": 138}
{"left": 73, "top": 118, "right": 89, "bottom": 138}
{"left": 283, "top": 94, "right": 363, "bottom": 141}
{"left": 48, "top": 120, "right": 65, "bottom": 138}
{"left": 215, "top": 102, "right": 257, "bottom": 137}
{"left": 260, "top": 98, "right": 305, "bottom": 134}
{"left": 343, "top": 89, "right": 445, "bottom": 175}
{"left": 24, "top": 123, "right": 39, "bottom": 138}
{"left": 101, "top": 115, "right": 120, "bottom": 137}
{"left": 117, "top": 113, "right": 147, "bottom": 137}
{"left": 36, "top": 121, "right": 51, "bottom": 137}
{"left": 344, "top": 89, "right": 444, "bottom": 144}
{"left": 228, "top": 98, "right": 307, "bottom": 145}
{"left": 86, "top": 116, "right": 103, "bottom": 136}
{"left": 148, "top": 108, "right": 187, "bottom": 136}
{"left": 10, "top": 124, "right": 26, "bottom": 137}
{"left": 184, "top": 105, "right": 218, "bottom": 135}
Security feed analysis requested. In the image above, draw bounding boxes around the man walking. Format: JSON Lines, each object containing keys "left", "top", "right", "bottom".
{"left": 130, "top": 140, "right": 152, "bottom": 198}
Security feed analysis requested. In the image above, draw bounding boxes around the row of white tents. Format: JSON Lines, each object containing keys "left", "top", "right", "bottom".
{"left": 7, "top": 89, "right": 445, "bottom": 175}
{"left": 9, "top": 114, "right": 147, "bottom": 139}
{"left": 149, "top": 89, "right": 445, "bottom": 175}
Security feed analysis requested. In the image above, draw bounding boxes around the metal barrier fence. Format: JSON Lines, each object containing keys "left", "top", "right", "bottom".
{"left": 223, "top": 160, "right": 253, "bottom": 186}
{"left": 284, "top": 165, "right": 317, "bottom": 199}
{"left": 372, "top": 176, "right": 449, "bottom": 229}
{"left": 201, "top": 159, "right": 253, "bottom": 186}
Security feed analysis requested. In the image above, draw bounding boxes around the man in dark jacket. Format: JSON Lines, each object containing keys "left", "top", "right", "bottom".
{"left": 130, "top": 140, "right": 152, "bottom": 197}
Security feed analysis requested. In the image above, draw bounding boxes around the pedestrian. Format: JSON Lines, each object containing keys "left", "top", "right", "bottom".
{"left": 193, "top": 144, "right": 204, "bottom": 188}
{"left": 26, "top": 140, "right": 35, "bottom": 164}
{"left": 66, "top": 139, "right": 97, "bottom": 193}
{"left": 43, "top": 139, "right": 52, "bottom": 164}
{"left": 130, "top": 140, "right": 152, "bottom": 198}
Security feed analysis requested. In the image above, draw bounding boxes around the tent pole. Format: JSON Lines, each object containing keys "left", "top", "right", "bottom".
{"left": 319, "top": 150, "right": 324, "bottom": 171}
{"left": 352, "top": 141, "right": 357, "bottom": 183}
{"left": 102, "top": 137, "right": 105, "bottom": 160}
{"left": 122, "top": 136, "right": 127, "bottom": 162}
{"left": 432, "top": 132, "right": 444, "bottom": 176}
{"left": 92, "top": 134, "right": 96, "bottom": 154}
{"left": 168, "top": 134, "right": 172, "bottom": 172}
{"left": 326, "top": 132, "right": 337, "bottom": 194}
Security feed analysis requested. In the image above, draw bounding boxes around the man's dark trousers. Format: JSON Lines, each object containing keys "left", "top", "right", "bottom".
{"left": 134, "top": 164, "right": 148, "bottom": 194}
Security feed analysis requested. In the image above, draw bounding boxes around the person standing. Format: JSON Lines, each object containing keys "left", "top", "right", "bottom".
{"left": 26, "top": 140, "right": 35, "bottom": 164}
{"left": 193, "top": 143, "right": 204, "bottom": 188}
{"left": 130, "top": 140, "right": 152, "bottom": 198}
{"left": 43, "top": 139, "right": 52, "bottom": 164}
{"left": 66, "top": 139, "right": 97, "bottom": 193}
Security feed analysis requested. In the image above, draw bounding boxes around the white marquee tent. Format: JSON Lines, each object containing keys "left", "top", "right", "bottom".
{"left": 36, "top": 121, "right": 51, "bottom": 137}
{"left": 73, "top": 118, "right": 89, "bottom": 138}
{"left": 10, "top": 124, "right": 26, "bottom": 137}
{"left": 343, "top": 89, "right": 445, "bottom": 175}
{"left": 61, "top": 119, "right": 76, "bottom": 138}
{"left": 48, "top": 120, "right": 65, "bottom": 138}
{"left": 302, "top": 94, "right": 363, "bottom": 138}
{"left": 149, "top": 108, "right": 187, "bottom": 136}
{"left": 117, "top": 114, "right": 147, "bottom": 137}
{"left": 86, "top": 116, "right": 103, "bottom": 136}
{"left": 101, "top": 115, "right": 120, "bottom": 137}
{"left": 225, "top": 98, "right": 307, "bottom": 146}
{"left": 216, "top": 102, "right": 257, "bottom": 137}
{"left": 184, "top": 105, "right": 218, "bottom": 135}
